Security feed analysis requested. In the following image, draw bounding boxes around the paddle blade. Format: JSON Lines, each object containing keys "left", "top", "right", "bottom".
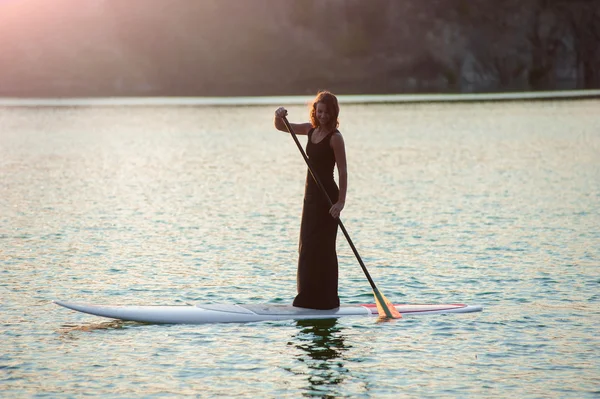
{"left": 373, "top": 288, "right": 402, "bottom": 319}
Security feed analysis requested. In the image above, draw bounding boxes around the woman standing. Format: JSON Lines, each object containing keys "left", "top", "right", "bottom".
{"left": 273, "top": 91, "right": 347, "bottom": 310}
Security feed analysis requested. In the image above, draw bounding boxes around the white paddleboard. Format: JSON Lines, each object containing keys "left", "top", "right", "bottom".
{"left": 55, "top": 301, "right": 483, "bottom": 324}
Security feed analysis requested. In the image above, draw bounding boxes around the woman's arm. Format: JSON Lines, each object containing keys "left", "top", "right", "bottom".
{"left": 274, "top": 107, "right": 312, "bottom": 135}
{"left": 330, "top": 132, "right": 347, "bottom": 218}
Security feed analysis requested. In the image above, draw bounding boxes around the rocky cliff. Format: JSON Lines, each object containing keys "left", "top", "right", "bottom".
{"left": 0, "top": 0, "right": 598, "bottom": 96}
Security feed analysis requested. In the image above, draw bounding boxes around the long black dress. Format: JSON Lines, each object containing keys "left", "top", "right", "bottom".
{"left": 293, "top": 128, "right": 340, "bottom": 310}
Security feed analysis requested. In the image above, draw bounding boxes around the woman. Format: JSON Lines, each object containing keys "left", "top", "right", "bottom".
{"left": 273, "top": 91, "right": 347, "bottom": 310}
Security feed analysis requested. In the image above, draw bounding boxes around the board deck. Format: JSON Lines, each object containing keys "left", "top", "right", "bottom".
{"left": 55, "top": 301, "right": 483, "bottom": 324}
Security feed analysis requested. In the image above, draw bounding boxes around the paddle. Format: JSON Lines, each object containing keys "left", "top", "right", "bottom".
{"left": 281, "top": 116, "right": 401, "bottom": 319}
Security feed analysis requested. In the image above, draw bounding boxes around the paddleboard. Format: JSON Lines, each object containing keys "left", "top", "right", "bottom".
{"left": 55, "top": 301, "right": 482, "bottom": 324}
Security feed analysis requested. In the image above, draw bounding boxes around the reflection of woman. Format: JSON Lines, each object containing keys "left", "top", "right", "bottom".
{"left": 292, "top": 319, "right": 348, "bottom": 393}
{"left": 295, "top": 319, "right": 347, "bottom": 360}
{"left": 273, "top": 91, "right": 347, "bottom": 310}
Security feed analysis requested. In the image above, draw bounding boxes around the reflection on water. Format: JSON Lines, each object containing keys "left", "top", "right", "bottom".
{"left": 290, "top": 319, "right": 352, "bottom": 398}
{"left": 57, "top": 320, "right": 128, "bottom": 340}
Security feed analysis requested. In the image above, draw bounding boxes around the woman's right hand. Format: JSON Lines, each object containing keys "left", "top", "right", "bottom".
{"left": 274, "top": 107, "right": 288, "bottom": 118}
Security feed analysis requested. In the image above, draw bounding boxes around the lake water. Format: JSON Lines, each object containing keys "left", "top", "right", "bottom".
{"left": 1, "top": 99, "right": 599, "bottom": 398}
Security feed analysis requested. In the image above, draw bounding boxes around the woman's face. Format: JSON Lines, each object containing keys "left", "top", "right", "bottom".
{"left": 315, "top": 102, "right": 330, "bottom": 127}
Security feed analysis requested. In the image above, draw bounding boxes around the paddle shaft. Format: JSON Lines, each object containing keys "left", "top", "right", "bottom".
{"left": 281, "top": 117, "right": 379, "bottom": 291}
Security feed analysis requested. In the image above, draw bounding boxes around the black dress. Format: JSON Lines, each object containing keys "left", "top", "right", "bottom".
{"left": 293, "top": 128, "right": 340, "bottom": 310}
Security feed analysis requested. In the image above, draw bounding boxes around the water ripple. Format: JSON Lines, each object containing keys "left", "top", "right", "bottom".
{"left": 1, "top": 100, "right": 599, "bottom": 398}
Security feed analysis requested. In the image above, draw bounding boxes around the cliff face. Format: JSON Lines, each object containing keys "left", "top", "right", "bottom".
{"left": 0, "top": 0, "right": 598, "bottom": 96}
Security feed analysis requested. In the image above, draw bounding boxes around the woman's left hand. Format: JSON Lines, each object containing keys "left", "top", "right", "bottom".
{"left": 329, "top": 202, "right": 345, "bottom": 219}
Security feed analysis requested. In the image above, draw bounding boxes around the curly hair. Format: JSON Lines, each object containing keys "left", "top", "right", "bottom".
{"left": 309, "top": 90, "right": 339, "bottom": 131}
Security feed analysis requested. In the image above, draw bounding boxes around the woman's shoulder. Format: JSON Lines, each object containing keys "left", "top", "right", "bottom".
{"left": 294, "top": 123, "right": 315, "bottom": 136}
{"left": 329, "top": 130, "right": 344, "bottom": 148}
{"left": 330, "top": 130, "right": 343, "bottom": 140}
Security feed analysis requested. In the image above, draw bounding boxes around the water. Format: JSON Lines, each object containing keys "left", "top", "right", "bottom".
{"left": 1, "top": 99, "right": 599, "bottom": 398}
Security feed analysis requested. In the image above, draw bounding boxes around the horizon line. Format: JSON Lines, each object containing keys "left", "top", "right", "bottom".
{"left": 0, "top": 89, "right": 598, "bottom": 107}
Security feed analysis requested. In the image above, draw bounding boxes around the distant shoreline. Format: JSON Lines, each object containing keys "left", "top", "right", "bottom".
{"left": 1, "top": 90, "right": 598, "bottom": 107}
